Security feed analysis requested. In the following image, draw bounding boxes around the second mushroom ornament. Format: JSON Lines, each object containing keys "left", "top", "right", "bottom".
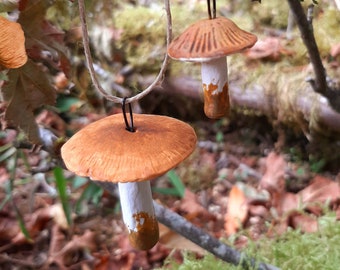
{"left": 61, "top": 101, "right": 197, "bottom": 250}
{"left": 168, "top": 0, "right": 257, "bottom": 119}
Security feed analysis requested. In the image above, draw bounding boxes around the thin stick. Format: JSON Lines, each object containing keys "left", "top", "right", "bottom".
{"left": 153, "top": 201, "right": 280, "bottom": 270}
{"left": 77, "top": 0, "right": 172, "bottom": 104}
{"left": 286, "top": 0, "right": 327, "bottom": 95}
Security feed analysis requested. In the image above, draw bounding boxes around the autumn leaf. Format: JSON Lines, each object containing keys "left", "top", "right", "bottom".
{"left": 1, "top": 60, "right": 56, "bottom": 144}
{"left": 158, "top": 223, "right": 205, "bottom": 254}
{"left": 245, "top": 37, "right": 294, "bottom": 61}
{"left": 259, "top": 152, "right": 286, "bottom": 193}
{"left": 225, "top": 185, "right": 248, "bottom": 236}
{"left": 288, "top": 211, "right": 318, "bottom": 233}
{"left": 298, "top": 175, "right": 340, "bottom": 208}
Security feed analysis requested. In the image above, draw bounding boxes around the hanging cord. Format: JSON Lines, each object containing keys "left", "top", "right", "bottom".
{"left": 207, "top": 0, "right": 217, "bottom": 19}
{"left": 122, "top": 97, "right": 135, "bottom": 132}
{"left": 77, "top": 0, "right": 172, "bottom": 104}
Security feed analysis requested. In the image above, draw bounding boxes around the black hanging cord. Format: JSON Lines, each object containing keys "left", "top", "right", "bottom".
{"left": 207, "top": 0, "right": 216, "bottom": 19}
{"left": 122, "top": 97, "right": 135, "bottom": 132}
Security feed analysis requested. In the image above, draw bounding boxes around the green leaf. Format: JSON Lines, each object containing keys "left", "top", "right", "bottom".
{"left": 166, "top": 170, "right": 185, "bottom": 198}
{"left": 75, "top": 182, "right": 103, "bottom": 214}
{"left": 53, "top": 167, "right": 72, "bottom": 226}
{"left": 72, "top": 176, "right": 89, "bottom": 189}
{"left": 56, "top": 95, "right": 83, "bottom": 113}
{"left": 0, "top": 146, "right": 16, "bottom": 163}
{"left": 152, "top": 187, "right": 182, "bottom": 196}
{"left": 1, "top": 60, "right": 56, "bottom": 144}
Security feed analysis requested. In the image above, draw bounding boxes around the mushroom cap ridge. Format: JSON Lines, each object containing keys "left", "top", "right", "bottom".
{"left": 0, "top": 17, "right": 27, "bottom": 69}
{"left": 168, "top": 17, "right": 257, "bottom": 62}
{"left": 61, "top": 114, "right": 197, "bottom": 182}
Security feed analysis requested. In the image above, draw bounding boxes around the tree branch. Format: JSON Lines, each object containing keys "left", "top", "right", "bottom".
{"left": 286, "top": 0, "right": 327, "bottom": 95}
{"left": 153, "top": 201, "right": 279, "bottom": 270}
{"left": 156, "top": 76, "right": 340, "bottom": 135}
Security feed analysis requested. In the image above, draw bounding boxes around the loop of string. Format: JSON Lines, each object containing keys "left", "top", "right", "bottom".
{"left": 122, "top": 97, "right": 135, "bottom": 132}
{"left": 207, "top": 0, "right": 217, "bottom": 19}
{"left": 77, "top": 0, "right": 172, "bottom": 105}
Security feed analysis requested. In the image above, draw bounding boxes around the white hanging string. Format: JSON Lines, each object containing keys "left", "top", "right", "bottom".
{"left": 77, "top": 0, "right": 172, "bottom": 104}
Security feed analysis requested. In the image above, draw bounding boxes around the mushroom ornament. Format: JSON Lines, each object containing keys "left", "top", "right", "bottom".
{"left": 168, "top": 1, "right": 257, "bottom": 119}
{"left": 61, "top": 107, "right": 197, "bottom": 250}
{"left": 0, "top": 16, "right": 27, "bottom": 69}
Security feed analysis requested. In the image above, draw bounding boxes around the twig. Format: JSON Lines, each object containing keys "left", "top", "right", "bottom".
{"left": 154, "top": 202, "right": 279, "bottom": 270}
{"left": 77, "top": 0, "right": 172, "bottom": 104}
{"left": 286, "top": 0, "right": 327, "bottom": 95}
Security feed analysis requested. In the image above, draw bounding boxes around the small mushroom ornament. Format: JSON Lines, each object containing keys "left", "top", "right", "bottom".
{"left": 61, "top": 113, "right": 197, "bottom": 250}
{"left": 0, "top": 16, "right": 27, "bottom": 69}
{"left": 168, "top": 17, "right": 257, "bottom": 119}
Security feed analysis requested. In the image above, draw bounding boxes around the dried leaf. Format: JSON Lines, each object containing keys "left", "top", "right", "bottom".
{"left": 288, "top": 212, "right": 318, "bottom": 233}
{"left": 180, "top": 189, "right": 212, "bottom": 220}
{"left": 298, "top": 175, "right": 340, "bottom": 206}
{"left": 225, "top": 185, "right": 248, "bottom": 235}
{"left": 158, "top": 223, "right": 205, "bottom": 254}
{"left": 245, "top": 37, "right": 293, "bottom": 61}
{"left": 1, "top": 60, "right": 56, "bottom": 144}
{"left": 279, "top": 192, "right": 299, "bottom": 214}
{"left": 259, "top": 152, "right": 286, "bottom": 194}
{"left": 330, "top": 42, "right": 340, "bottom": 58}
{"left": 0, "top": 215, "right": 21, "bottom": 243}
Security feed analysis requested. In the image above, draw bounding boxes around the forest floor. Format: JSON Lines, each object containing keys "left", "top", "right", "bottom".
{"left": 0, "top": 109, "right": 339, "bottom": 269}
{"left": 1, "top": 1, "right": 340, "bottom": 269}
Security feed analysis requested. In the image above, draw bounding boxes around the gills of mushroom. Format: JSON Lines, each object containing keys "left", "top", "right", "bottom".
{"left": 118, "top": 181, "right": 158, "bottom": 250}
{"left": 201, "top": 57, "right": 229, "bottom": 119}
{"left": 167, "top": 17, "right": 257, "bottom": 119}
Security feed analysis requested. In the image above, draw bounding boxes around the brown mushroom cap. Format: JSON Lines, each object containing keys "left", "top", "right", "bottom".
{"left": 0, "top": 17, "right": 27, "bottom": 69}
{"left": 61, "top": 114, "right": 197, "bottom": 182}
{"left": 168, "top": 17, "right": 257, "bottom": 62}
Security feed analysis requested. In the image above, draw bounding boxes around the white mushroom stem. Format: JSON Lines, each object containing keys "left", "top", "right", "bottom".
{"left": 118, "top": 181, "right": 159, "bottom": 250}
{"left": 201, "top": 57, "right": 230, "bottom": 119}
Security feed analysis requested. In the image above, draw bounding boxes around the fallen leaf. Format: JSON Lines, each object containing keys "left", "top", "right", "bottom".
{"left": 0, "top": 215, "right": 21, "bottom": 243}
{"left": 245, "top": 37, "right": 293, "bottom": 61}
{"left": 225, "top": 185, "right": 248, "bottom": 236}
{"left": 298, "top": 175, "right": 340, "bottom": 210}
{"left": 259, "top": 152, "right": 286, "bottom": 193}
{"left": 158, "top": 223, "right": 205, "bottom": 254}
{"left": 288, "top": 211, "right": 318, "bottom": 233}
{"left": 330, "top": 42, "right": 340, "bottom": 58}
{"left": 36, "top": 110, "right": 66, "bottom": 136}
{"left": 279, "top": 192, "right": 299, "bottom": 214}
{"left": 180, "top": 189, "right": 213, "bottom": 220}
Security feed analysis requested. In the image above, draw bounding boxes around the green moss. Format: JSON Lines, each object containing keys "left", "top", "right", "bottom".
{"left": 314, "top": 8, "right": 340, "bottom": 58}
{"left": 114, "top": 5, "right": 167, "bottom": 71}
{"left": 251, "top": 0, "right": 290, "bottom": 29}
{"left": 159, "top": 213, "right": 340, "bottom": 270}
